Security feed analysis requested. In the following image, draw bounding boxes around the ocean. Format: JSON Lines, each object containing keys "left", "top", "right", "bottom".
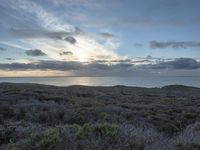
{"left": 0, "top": 76, "right": 200, "bottom": 88}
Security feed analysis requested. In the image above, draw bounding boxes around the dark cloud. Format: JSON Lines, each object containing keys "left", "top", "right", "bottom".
{"left": 99, "top": 32, "right": 116, "bottom": 39}
{"left": 148, "top": 58, "right": 200, "bottom": 70}
{"left": 90, "top": 59, "right": 151, "bottom": 65}
{"left": 25, "top": 49, "right": 46, "bottom": 57}
{"left": 150, "top": 40, "right": 200, "bottom": 49}
{"left": 0, "top": 47, "right": 6, "bottom": 51}
{"left": 112, "top": 59, "right": 132, "bottom": 63}
{"left": 0, "top": 60, "right": 133, "bottom": 71}
{"left": 0, "top": 61, "right": 82, "bottom": 71}
{"left": 10, "top": 27, "right": 81, "bottom": 40}
{"left": 0, "top": 58, "right": 199, "bottom": 76}
{"left": 64, "top": 36, "right": 77, "bottom": 44}
{"left": 87, "top": 63, "right": 110, "bottom": 70}
{"left": 59, "top": 51, "right": 73, "bottom": 56}
{"left": 5, "top": 58, "right": 15, "bottom": 60}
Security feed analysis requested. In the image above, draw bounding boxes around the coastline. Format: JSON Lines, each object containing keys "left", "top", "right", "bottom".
{"left": 1, "top": 76, "right": 200, "bottom": 88}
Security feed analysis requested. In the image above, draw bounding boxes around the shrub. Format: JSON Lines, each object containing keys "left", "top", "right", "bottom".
{"left": 0, "top": 114, "right": 3, "bottom": 124}
{"left": 177, "top": 142, "right": 200, "bottom": 150}
{"left": 11, "top": 128, "right": 61, "bottom": 150}
{"left": 98, "top": 112, "right": 118, "bottom": 123}
{"left": 54, "top": 110, "right": 65, "bottom": 120}
{"left": 16, "top": 107, "right": 26, "bottom": 119}
{"left": 38, "top": 111, "right": 51, "bottom": 123}
{"left": 0, "top": 105, "right": 14, "bottom": 118}
{"left": 30, "top": 128, "right": 61, "bottom": 149}
{"left": 10, "top": 122, "right": 200, "bottom": 150}
{"left": 74, "top": 123, "right": 120, "bottom": 150}
{"left": 11, "top": 123, "right": 120, "bottom": 150}
{"left": 76, "top": 123, "right": 120, "bottom": 140}
{"left": 0, "top": 125, "right": 16, "bottom": 145}
{"left": 175, "top": 122, "right": 200, "bottom": 150}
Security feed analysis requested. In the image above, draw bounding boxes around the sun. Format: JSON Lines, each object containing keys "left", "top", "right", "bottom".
{"left": 73, "top": 49, "right": 89, "bottom": 62}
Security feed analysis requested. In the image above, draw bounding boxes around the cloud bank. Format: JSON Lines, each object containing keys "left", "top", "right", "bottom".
{"left": 150, "top": 40, "right": 200, "bottom": 49}
{"left": 0, "top": 58, "right": 199, "bottom": 73}
{"left": 148, "top": 58, "right": 200, "bottom": 70}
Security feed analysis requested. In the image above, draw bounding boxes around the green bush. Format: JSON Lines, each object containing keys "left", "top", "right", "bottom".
{"left": 99, "top": 112, "right": 112, "bottom": 122}
{"left": 12, "top": 128, "right": 61, "bottom": 150}
{"left": 11, "top": 123, "right": 120, "bottom": 150}
{"left": 76, "top": 123, "right": 120, "bottom": 140}
{"left": 177, "top": 141, "right": 200, "bottom": 150}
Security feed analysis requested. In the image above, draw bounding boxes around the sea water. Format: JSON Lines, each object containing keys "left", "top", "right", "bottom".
{"left": 0, "top": 76, "right": 200, "bottom": 88}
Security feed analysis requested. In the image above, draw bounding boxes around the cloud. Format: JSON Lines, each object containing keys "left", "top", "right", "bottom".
{"left": 112, "top": 17, "right": 186, "bottom": 28}
{"left": 0, "top": 41, "right": 28, "bottom": 50}
{"left": 25, "top": 49, "right": 47, "bottom": 57}
{"left": 59, "top": 51, "right": 73, "bottom": 56}
{"left": 98, "top": 32, "right": 120, "bottom": 50}
{"left": 148, "top": 58, "right": 200, "bottom": 70}
{"left": 150, "top": 40, "right": 200, "bottom": 49}
{"left": 0, "top": 47, "right": 6, "bottom": 51}
{"left": 0, "top": 57, "right": 199, "bottom": 77}
{"left": 99, "top": 32, "right": 116, "bottom": 39}
{"left": 1, "top": 0, "right": 119, "bottom": 62}
{"left": 0, "top": 61, "right": 82, "bottom": 71}
{"left": 64, "top": 36, "right": 77, "bottom": 44}
{"left": 0, "top": 60, "right": 132, "bottom": 71}
{"left": 134, "top": 43, "right": 143, "bottom": 47}
{"left": 75, "top": 17, "right": 185, "bottom": 29}
{"left": 5, "top": 58, "right": 15, "bottom": 60}
{"left": 47, "top": 0, "right": 118, "bottom": 9}
{"left": 2, "top": 0, "right": 74, "bottom": 32}
{"left": 10, "top": 27, "right": 81, "bottom": 40}
{"left": 0, "top": 58, "right": 199, "bottom": 73}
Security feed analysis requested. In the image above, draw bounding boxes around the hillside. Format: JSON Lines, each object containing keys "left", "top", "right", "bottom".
{"left": 0, "top": 83, "right": 200, "bottom": 150}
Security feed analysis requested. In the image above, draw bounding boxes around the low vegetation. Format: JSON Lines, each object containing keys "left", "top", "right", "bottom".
{"left": 0, "top": 83, "right": 200, "bottom": 149}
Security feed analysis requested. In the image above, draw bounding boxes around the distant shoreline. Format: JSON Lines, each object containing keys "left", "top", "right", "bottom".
{"left": 0, "top": 75, "right": 200, "bottom": 78}
{"left": 0, "top": 76, "right": 200, "bottom": 88}
{"left": 0, "top": 82, "right": 200, "bottom": 89}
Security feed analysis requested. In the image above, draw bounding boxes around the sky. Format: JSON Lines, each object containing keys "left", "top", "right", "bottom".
{"left": 0, "top": 0, "right": 200, "bottom": 77}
